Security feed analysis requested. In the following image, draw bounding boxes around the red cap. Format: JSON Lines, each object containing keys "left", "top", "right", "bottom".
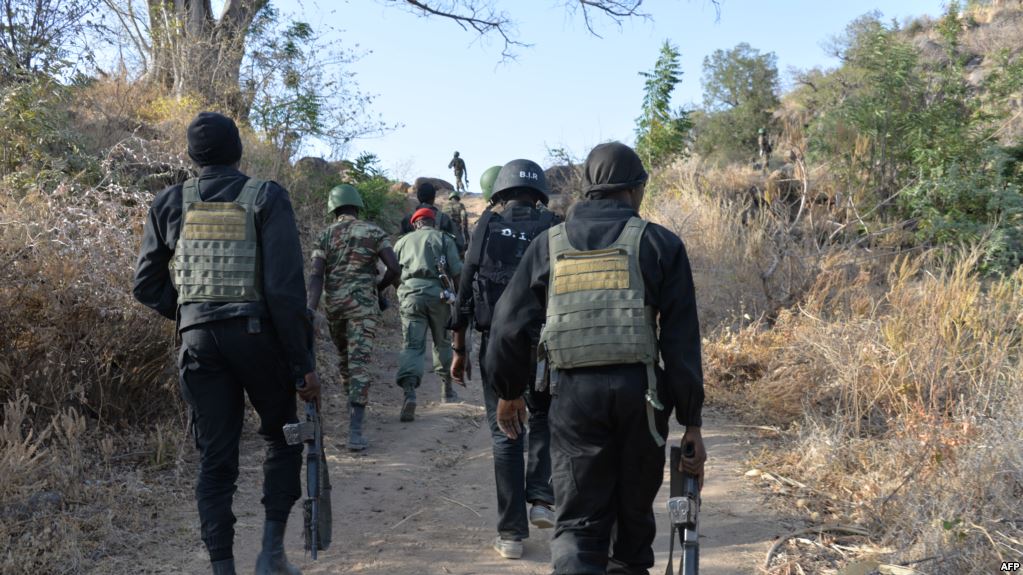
{"left": 410, "top": 207, "right": 435, "bottom": 225}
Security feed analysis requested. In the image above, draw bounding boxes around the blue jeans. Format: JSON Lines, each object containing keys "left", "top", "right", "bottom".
{"left": 479, "top": 331, "right": 554, "bottom": 540}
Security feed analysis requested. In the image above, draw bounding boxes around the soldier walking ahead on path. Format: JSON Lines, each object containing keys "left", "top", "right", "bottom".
{"left": 133, "top": 112, "right": 320, "bottom": 575}
{"left": 306, "top": 184, "right": 399, "bottom": 452}
{"left": 400, "top": 181, "right": 465, "bottom": 253}
{"left": 393, "top": 208, "right": 464, "bottom": 422}
{"left": 444, "top": 190, "right": 470, "bottom": 253}
{"left": 450, "top": 159, "right": 560, "bottom": 561}
{"left": 485, "top": 142, "right": 707, "bottom": 575}
{"left": 448, "top": 150, "right": 468, "bottom": 192}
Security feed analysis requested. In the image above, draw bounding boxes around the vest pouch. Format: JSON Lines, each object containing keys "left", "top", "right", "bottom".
{"left": 173, "top": 178, "right": 265, "bottom": 304}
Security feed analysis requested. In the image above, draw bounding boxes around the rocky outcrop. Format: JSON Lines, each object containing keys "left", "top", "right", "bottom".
{"left": 413, "top": 176, "right": 455, "bottom": 192}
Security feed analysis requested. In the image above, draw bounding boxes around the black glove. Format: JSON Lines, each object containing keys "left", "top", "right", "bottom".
{"left": 378, "top": 293, "right": 390, "bottom": 312}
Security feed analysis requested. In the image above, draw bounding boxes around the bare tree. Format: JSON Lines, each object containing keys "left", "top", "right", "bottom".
{"left": 102, "top": 0, "right": 267, "bottom": 117}
{"left": 99, "top": 0, "right": 698, "bottom": 116}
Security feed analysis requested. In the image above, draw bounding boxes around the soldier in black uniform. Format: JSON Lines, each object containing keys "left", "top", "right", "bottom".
{"left": 450, "top": 159, "right": 560, "bottom": 560}
{"left": 399, "top": 181, "right": 465, "bottom": 253}
{"left": 133, "top": 112, "right": 320, "bottom": 575}
{"left": 485, "top": 142, "right": 707, "bottom": 575}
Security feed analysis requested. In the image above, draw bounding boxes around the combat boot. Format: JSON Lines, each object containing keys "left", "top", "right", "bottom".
{"left": 399, "top": 378, "right": 417, "bottom": 422}
{"left": 347, "top": 403, "right": 368, "bottom": 451}
{"left": 440, "top": 377, "right": 460, "bottom": 403}
{"left": 211, "top": 559, "right": 236, "bottom": 575}
{"left": 253, "top": 520, "right": 301, "bottom": 575}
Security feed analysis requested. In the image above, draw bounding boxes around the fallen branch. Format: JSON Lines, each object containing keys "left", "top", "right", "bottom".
{"left": 764, "top": 524, "right": 870, "bottom": 569}
{"left": 439, "top": 496, "right": 482, "bottom": 518}
{"left": 389, "top": 508, "right": 426, "bottom": 530}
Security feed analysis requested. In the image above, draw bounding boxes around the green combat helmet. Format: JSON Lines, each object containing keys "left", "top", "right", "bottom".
{"left": 480, "top": 165, "right": 502, "bottom": 203}
{"left": 326, "top": 184, "right": 364, "bottom": 214}
{"left": 449, "top": 191, "right": 461, "bottom": 200}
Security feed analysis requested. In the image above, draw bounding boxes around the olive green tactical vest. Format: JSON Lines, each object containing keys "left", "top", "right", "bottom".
{"left": 172, "top": 177, "right": 265, "bottom": 304}
{"left": 540, "top": 217, "right": 666, "bottom": 446}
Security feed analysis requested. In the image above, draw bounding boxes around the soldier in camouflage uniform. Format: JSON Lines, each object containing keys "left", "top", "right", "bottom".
{"left": 448, "top": 151, "right": 468, "bottom": 192}
{"left": 445, "top": 191, "right": 470, "bottom": 254}
{"left": 307, "top": 184, "right": 399, "bottom": 451}
{"left": 393, "top": 208, "right": 463, "bottom": 422}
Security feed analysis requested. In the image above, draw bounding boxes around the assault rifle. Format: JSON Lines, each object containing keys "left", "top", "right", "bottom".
{"left": 283, "top": 389, "right": 332, "bottom": 559}
{"left": 437, "top": 255, "right": 473, "bottom": 381}
{"left": 464, "top": 320, "right": 473, "bottom": 382}
{"left": 437, "top": 255, "right": 458, "bottom": 305}
{"left": 666, "top": 442, "right": 700, "bottom": 575}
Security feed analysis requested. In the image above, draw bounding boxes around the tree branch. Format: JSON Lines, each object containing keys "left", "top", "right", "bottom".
{"left": 567, "top": 1, "right": 647, "bottom": 37}
{"left": 394, "top": 0, "right": 522, "bottom": 59}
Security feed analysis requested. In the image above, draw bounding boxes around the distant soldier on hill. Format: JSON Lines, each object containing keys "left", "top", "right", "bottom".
{"left": 448, "top": 151, "right": 468, "bottom": 192}
{"left": 306, "top": 184, "right": 399, "bottom": 452}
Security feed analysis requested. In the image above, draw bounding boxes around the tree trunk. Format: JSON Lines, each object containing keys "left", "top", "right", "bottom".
{"left": 146, "top": 0, "right": 265, "bottom": 120}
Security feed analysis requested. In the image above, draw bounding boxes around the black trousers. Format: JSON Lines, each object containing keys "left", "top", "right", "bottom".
{"left": 549, "top": 365, "right": 670, "bottom": 575}
{"left": 479, "top": 332, "right": 554, "bottom": 540}
{"left": 178, "top": 318, "right": 302, "bottom": 562}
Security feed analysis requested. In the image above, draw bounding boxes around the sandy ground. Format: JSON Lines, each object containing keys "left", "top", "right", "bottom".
{"left": 145, "top": 194, "right": 796, "bottom": 574}
{"left": 153, "top": 326, "right": 794, "bottom": 575}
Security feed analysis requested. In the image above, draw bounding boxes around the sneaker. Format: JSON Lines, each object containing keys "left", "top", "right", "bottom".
{"left": 529, "top": 503, "right": 555, "bottom": 529}
{"left": 493, "top": 536, "right": 523, "bottom": 560}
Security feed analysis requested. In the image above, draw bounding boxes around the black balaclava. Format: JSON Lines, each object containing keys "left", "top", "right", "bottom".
{"left": 583, "top": 141, "right": 648, "bottom": 197}
{"left": 187, "top": 112, "right": 243, "bottom": 167}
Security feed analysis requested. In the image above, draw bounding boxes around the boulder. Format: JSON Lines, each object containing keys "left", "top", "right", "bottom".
{"left": 413, "top": 176, "right": 455, "bottom": 192}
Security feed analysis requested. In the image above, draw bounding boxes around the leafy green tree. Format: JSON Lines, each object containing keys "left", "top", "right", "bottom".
{"left": 694, "top": 42, "right": 779, "bottom": 163}
{"left": 634, "top": 40, "right": 691, "bottom": 168}
{"left": 244, "top": 8, "right": 388, "bottom": 170}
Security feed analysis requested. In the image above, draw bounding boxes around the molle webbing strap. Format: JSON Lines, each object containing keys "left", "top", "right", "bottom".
{"left": 173, "top": 178, "right": 265, "bottom": 304}
{"left": 541, "top": 217, "right": 665, "bottom": 446}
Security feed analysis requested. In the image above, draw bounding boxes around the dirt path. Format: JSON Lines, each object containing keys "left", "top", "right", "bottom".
{"left": 155, "top": 328, "right": 794, "bottom": 574}
{"left": 151, "top": 194, "right": 795, "bottom": 574}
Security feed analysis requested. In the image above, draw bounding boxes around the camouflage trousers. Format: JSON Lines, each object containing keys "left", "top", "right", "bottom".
{"left": 395, "top": 295, "right": 452, "bottom": 388}
{"left": 327, "top": 315, "right": 379, "bottom": 406}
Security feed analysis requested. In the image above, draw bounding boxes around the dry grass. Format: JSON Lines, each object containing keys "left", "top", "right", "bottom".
{"left": 645, "top": 158, "right": 827, "bottom": 332}
{"left": 0, "top": 79, "right": 213, "bottom": 572}
{"left": 647, "top": 157, "right": 1021, "bottom": 571}
{"left": 710, "top": 252, "right": 1023, "bottom": 572}
{"left": 0, "top": 76, "right": 402, "bottom": 572}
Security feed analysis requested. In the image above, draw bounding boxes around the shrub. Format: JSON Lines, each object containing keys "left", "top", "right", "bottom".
{"left": 0, "top": 181, "right": 178, "bottom": 424}
{"left": 716, "top": 249, "right": 1023, "bottom": 572}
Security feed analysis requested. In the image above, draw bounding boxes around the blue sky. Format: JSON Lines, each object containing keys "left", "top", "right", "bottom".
{"left": 275, "top": 0, "right": 947, "bottom": 185}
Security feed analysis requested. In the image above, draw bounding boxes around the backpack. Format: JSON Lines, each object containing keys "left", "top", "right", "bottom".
{"left": 470, "top": 207, "right": 557, "bottom": 329}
